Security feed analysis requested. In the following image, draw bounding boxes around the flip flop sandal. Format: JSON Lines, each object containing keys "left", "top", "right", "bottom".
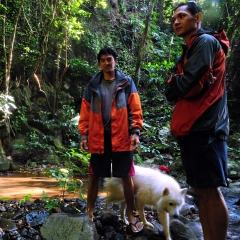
{"left": 129, "top": 219, "right": 143, "bottom": 233}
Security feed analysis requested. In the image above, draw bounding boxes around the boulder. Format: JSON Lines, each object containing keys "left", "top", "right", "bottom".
{"left": 40, "top": 213, "right": 98, "bottom": 240}
{"left": 0, "top": 147, "right": 10, "bottom": 172}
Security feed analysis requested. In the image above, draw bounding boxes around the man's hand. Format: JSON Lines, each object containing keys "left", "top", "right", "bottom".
{"left": 131, "top": 133, "right": 140, "bottom": 150}
{"left": 207, "top": 71, "right": 216, "bottom": 86}
{"left": 80, "top": 140, "right": 88, "bottom": 151}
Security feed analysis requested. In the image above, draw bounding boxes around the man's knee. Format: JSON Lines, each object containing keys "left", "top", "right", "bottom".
{"left": 122, "top": 176, "right": 132, "bottom": 183}
{"left": 193, "top": 187, "right": 220, "bottom": 201}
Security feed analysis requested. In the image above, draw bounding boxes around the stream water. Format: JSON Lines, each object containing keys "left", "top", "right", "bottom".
{"left": 0, "top": 172, "right": 107, "bottom": 200}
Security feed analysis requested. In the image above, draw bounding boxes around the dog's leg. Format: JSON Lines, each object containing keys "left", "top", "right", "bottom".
{"left": 158, "top": 210, "right": 172, "bottom": 240}
{"left": 120, "top": 202, "right": 129, "bottom": 225}
{"left": 136, "top": 198, "right": 154, "bottom": 228}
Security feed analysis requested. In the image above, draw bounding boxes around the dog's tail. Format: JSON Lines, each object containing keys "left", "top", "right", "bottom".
{"left": 105, "top": 177, "right": 125, "bottom": 203}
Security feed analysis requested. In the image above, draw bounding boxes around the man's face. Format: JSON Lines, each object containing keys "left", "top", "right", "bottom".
{"left": 172, "top": 5, "right": 200, "bottom": 39}
{"left": 98, "top": 54, "right": 117, "bottom": 73}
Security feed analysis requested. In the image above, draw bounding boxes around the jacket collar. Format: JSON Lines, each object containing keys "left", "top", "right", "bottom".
{"left": 184, "top": 27, "right": 230, "bottom": 55}
{"left": 89, "top": 69, "right": 129, "bottom": 90}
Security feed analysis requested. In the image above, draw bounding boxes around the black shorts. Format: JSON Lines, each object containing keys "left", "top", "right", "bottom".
{"left": 89, "top": 131, "right": 135, "bottom": 178}
{"left": 178, "top": 134, "right": 228, "bottom": 188}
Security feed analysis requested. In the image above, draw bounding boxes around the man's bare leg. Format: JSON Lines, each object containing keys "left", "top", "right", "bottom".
{"left": 122, "top": 176, "right": 143, "bottom": 232}
{"left": 87, "top": 175, "right": 100, "bottom": 221}
{"left": 194, "top": 187, "right": 229, "bottom": 240}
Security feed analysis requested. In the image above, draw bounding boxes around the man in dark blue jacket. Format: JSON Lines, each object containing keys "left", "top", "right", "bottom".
{"left": 166, "top": 2, "right": 229, "bottom": 239}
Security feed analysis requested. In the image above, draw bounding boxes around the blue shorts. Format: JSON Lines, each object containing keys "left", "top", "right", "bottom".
{"left": 89, "top": 131, "right": 135, "bottom": 178}
{"left": 178, "top": 134, "right": 228, "bottom": 188}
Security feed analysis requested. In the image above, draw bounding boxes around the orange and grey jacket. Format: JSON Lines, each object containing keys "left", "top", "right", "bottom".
{"left": 79, "top": 69, "right": 143, "bottom": 154}
{"left": 166, "top": 28, "right": 230, "bottom": 140}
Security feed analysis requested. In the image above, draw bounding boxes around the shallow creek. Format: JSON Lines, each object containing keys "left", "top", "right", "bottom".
{"left": 0, "top": 172, "right": 107, "bottom": 200}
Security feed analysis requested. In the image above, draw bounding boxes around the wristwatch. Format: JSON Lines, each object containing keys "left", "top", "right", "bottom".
{"left": 133, "top": 130, "right": 140, "bottom": 136}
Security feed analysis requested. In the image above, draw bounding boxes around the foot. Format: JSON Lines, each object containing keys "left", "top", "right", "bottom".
{"left": 87, "top": 211, "right": 94, "bottom": 221}
{"left": 129, "top": 219, "right": 143, "bottom": 233}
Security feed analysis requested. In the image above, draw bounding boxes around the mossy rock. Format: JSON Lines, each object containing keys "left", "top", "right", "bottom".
{"left": 46, "top": 154, "right": 61, "bottom": 165}
{"left": 9, "top": 161, "right": 20, "bottom": 171}
{"left": 0, "top": 157, "right": 10, "bottom": 172}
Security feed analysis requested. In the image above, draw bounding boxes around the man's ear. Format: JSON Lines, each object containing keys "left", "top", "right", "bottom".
{"left": 195, "top": 12, "right": 202, "bottom": 23}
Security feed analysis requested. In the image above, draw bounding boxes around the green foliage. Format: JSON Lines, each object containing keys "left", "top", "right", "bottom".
{"left": 133, "top": 153, "right": 143, "bottom": 164}
{"left": 69, "top": 58, "right": 96, "bottom": 77}
{"left": 228, "top": 147, "right": 240, "bottom": 161}
{"left": 41, "top": 191, "right": 61, "bottom": 211}
{"left": 163, "top": 0, "right": 176, "bottom": 24}
{"left": 26, "top": 131, "right": 54, "bottom": 152}
{"left": 45, "top": 168, "right": 85, "bottom": 199}
{"left": 13, "top": 130, "right": 54, "bottom": 160}
{"left": 35, "top": 104, "right": 76, "bottom": 130}
{"left": 0, "top": 196, "right": 11, "bottom": 201}
{"left": 57, "top": 147, "right": 90, "bottom": 174}
{"left": 65, "top": 148, "right": 90, "bottom": 166}
{"left": 138, "top": 90, "right": 181, "bottom": 160}
{"left": 19, "top": 194, "right": 33, "bottom": 204}
{"left": 31, "top": 103, "right": 80, "bottom": 148}
{"left": 10, "top": 106, "right": 27, "bottom": 131}
{"left": 0, "top": 0, "right": 239, "bottom": 174}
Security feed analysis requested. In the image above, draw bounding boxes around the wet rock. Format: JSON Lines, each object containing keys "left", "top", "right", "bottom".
{"left": 0, "top": 153, "right": 10, "bottom": 172}
{"left": 25, "top": 209, "right": 49, "bottom": 226}
{"left": 51, "top": 207, "right": 62, "bottom": 213}
{"left": 175, "top": 215, "right": 191, "bottom": 225}
{"left": 0, "top": 228, "right": 3, "bottom": 238}
{"left": 103, "top": 225, "right": 116, "bottom": 238}
{"left": 180, "top": 202, "right": 195, "bottom": 216}
{"left": 170, "top": 219, "right": 199, "bottom": 240}
{"left": 20, "top": 227, "right": 28, "bottom": 237}
{"left": 32, "top": 235, "right": 42, "bottom": 240}
{"left": 20, "top": 227, "right": 39, "bottom": 238}
{"left": 229, "top": 181, "right": 240, "bottom": 190}
{"left": 113, "top": 232, "right": 127, "bottom": 240}
{"left": 75, "top": 199, "right": 87, "bottom": 209}
{"left": 94, "top": 219, "right": 105, "bottom": 236}
{"left": 185, "top": 221, "right": 203, "bottom": 239}
{"left": 1, "top": 211, "right": 23, "bottom": 220}
{"left": 148, "top": 221, "right": 166, "bottom": 239}
{"left": 61, "top": 202, "right": 83, "bottom": 214}
{"left": 126, "top": 224, "right": 160, "bottom": 239}
{"left": 8, "top": 229, "right": 21, "bottom": 238}
{"left": 98, "top": 210, "right": 120, "bottom": 227}
{"left": 229, "top": 212, "right": 240, "bottom": 226}
{"left": 234, "top": 199, "right": 240, "bottom": 206}
{"left": 0, "top": 218, "right": 16, "bottom": 231}
{"left": 21, "top": 199, "right": 33, "bottom": 207}
{"left": 0, "top": 205, "right": 6, "bottom": 211}
{"left": 40, "top": 213, "right": 98, "bottom": 240}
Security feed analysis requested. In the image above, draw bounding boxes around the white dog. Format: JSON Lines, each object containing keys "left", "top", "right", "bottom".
{"left": 105, "top": 165, "right": 188, "bottom": 240}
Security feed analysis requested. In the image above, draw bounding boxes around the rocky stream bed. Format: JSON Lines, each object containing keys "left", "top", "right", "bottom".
{"left": 0, "top": 176, "right": 240, "bottom": 240}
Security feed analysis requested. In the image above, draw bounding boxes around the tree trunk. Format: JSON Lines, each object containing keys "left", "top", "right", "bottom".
{"left": 2, "top": 0, "right": 24, "bottom": 95}
{"left": 134, "top": 0, "right": 155, "bottom": 85}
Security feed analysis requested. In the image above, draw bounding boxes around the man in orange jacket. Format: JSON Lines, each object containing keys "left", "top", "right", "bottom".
{"left": 79, "top": 48, "right": 143, "bottom": 233}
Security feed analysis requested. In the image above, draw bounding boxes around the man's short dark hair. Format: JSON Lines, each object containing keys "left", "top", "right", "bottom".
{"left": 97, "top": 48, "right": 118, "bottom": 62}
{"left": 174, "top": 1, "right": 202, "bottom": 16}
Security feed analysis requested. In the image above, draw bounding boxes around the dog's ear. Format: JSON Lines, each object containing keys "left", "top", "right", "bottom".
{"left": 163, "top": 188, "right": 169, "bottom": 196}
{"left": 181, "top": 188, "right": 188, "bottom": 196}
